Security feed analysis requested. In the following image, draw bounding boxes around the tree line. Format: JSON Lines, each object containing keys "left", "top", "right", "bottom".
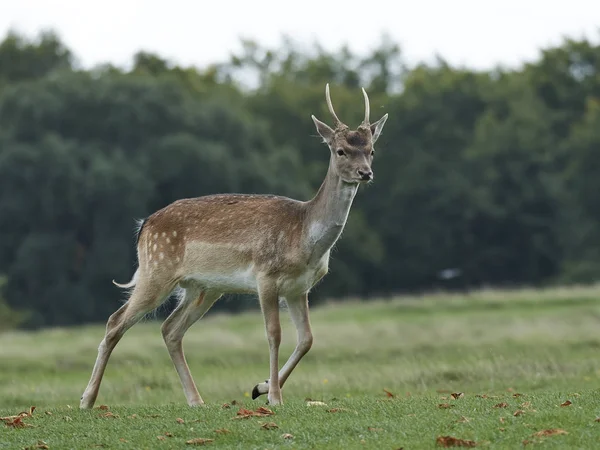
{"left": 0, "top": 30, "right": 599, "bottom": 329}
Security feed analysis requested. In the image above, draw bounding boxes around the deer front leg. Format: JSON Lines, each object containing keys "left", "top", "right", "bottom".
{"left": 257, "top": 280, "right": 282, "bottom": 405}
{"left": 252, "top": 293, "right": 312, "bottom": 400}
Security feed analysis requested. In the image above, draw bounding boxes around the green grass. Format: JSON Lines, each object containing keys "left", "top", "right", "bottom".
{"left": 2, "top": 286, "right": 600, "bottom": 448}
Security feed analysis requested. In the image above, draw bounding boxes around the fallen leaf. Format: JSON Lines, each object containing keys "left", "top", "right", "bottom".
{"left": 119, "top": 438, "right": 128, "bottom": 443}
{"left": 98, "top": 405, "right": 109, "bottom": 410}
{"left": 24, "top": 441, "right": 48, "bottom": 450}
{"left": 513, "top": 410, "right": 525, "bottom": 417}
{"left": 282, "top": 433, "right": 294, "bottom": 439}
{"left": 186, "top": 438, "right": 214, "bottom": 445}
{"left": 368, "top": 427, "right": 384, "bottom": 432}
{"left": 532, "top": 429, "right": 568, "bottom": 437}
{"left": 306, "top": 401, "right": 327, "bottom": 407}
{"left": 438, "top": 403, "right": 454, "bottom": 409}
{"left": 383, "top": 389, "right": 395, "bottom": 398}
{"left": 45, "top": 411, "right": 52, "bottom": 416}
{"left": 157, "top": 436, "right": 166, "bottom": 441}
{"left": 261, "top": 422, "right": 278, "bottom": 430}
{"left": 451, "top": 393, "right": 464, "bottom": 400}
{"left": 234, "top": 407, "right": 274, "bottom": 419}
{"left": 560, "top": 400, "right": 572, "bottom": 407}
{"left": 521, "top": 401, "right": 532, "bottom": 409}
{"left": 476, "top": 394, "right": 488, "bottom": 399}
{"left": 176, "top": 417, "right": 185, "bottom": 424}
{"left": 436, "top": 435, "right": 477, "bottom": 447}
{"left": 214, "top": 429, "right": 230, "bottom": 434}
{"left": 256, "top": 406, "right": 274, "bottom": 415}
{"left": 494, "top": 402, "right": 508, "bottom": 408}
{"left": 164, "top": 432, "right": 173, "bottom": 437}
{"left": 4, "top": 416, "right": 33, "bottom": 428}
{"left": 221, "top": 403, "right": 231, "bottom": 409}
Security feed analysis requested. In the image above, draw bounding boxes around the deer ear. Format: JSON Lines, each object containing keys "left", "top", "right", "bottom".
{"left": 312, "top": 115, "right": 335, "bottom": 144}
{"left": 370, "top": 113, "right": 388, "bottom": 143}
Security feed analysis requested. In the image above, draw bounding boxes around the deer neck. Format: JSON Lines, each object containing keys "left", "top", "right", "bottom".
{"left": 304, "top": 159, "right": 359, "bottom": 263}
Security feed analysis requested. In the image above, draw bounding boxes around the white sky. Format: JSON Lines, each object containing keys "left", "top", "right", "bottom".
{"left": 1, "top": 0, "right": 599, "bottom": 70}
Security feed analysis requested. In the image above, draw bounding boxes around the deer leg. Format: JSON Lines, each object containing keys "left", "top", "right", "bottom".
{"left": 80, "top": 279, "right": 174, "bottom": 409}
{"left": 252, "top": 293, "right": 312, "bottom": 399}
{"left": 257, "top": 280, "right": 282, "bottom": 405}
{"left": 161, "top": 288, "right": 221, "bottom": 406}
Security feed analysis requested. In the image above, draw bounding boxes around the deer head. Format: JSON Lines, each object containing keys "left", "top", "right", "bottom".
{"left": 311, "top": 84, "right": 388, "bottom": 184}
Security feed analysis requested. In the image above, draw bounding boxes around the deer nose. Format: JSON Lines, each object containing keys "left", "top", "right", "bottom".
{"left": 357, "top": 169, "right": 373, "bottom": 181}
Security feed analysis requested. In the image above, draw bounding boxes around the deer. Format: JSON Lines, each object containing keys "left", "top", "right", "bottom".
{"left": 79, "top": 83, "right": 388, "bottom": 408}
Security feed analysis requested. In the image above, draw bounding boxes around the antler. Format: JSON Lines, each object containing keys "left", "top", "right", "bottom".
{"left": 325, "top": 83, "right": 342, "bottom": 127}
{"left": 361, "top": 87, "right": 370, "bottom": 126}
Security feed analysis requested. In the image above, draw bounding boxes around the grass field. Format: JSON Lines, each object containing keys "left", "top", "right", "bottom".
{"left": 1, "top": 286, "right": 600, "bottom": 449}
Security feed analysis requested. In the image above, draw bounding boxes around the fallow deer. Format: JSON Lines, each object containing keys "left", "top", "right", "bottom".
{"left": 80, "top": 84, "right": 388, "bottom": 408}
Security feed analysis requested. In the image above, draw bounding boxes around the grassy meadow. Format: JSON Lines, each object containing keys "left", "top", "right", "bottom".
{"left": 1, "top": 286, "right": 600, "bottom": 448}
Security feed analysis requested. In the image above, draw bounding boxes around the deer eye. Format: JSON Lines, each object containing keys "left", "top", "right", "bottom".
{"left": 370, "top": 150, "right": 375, "bottom": 156}
{"left": 336, "top": 149, "right": 345, "bottom": 156}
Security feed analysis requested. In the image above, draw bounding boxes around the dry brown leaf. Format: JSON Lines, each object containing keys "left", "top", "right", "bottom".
{"left": 98, "top": 412, "right": 118, "bottom": 418}
{"left": 282, "top": 433, "right": 294, "bottom": 439}
{"left": 494, "top": 402, "right": 508, "bottom": 408}
{"left": 513, "top": 409, "right": 525, "bottom": 417}
{"left": 261, "top": 422, "right": 278, "bottom": 430}
{"left": 176, "top": 417, "right": 185, "bottom": 424}
{"left": 4, "top": 416, "right": 33, "bottom": 428}
{"left": 185, "top": 438, "right": 214, "bottom": 445}
{"left": 438, "top": 403, "right": 454, "bottom": 409}
{"left": 368, "top": 427, "right": 384, "bottom": 432}
{"left": 383, "top": 389, "right": 395, "bottom": 398}
{"left": 234, "top": 407, "right": 274, "bottom": 419}
{"left": 23, "top": 441, "right": 49, "bottom": 450}
{"left": 521, "top": 401, "right": 532, "bottom": 409}
{"left": 451, "top": 392, "right": 464, "bottom": 400}
{"left": 157, "top": 436, "right": 166, "bottom": 441}
{"left": 98, "top": 405, "right": 109, "bottom": 410}
{"left": 221, "top": 403, "right": 231, "bottom": 409}
{"left": 214, "top": 429, "right": 230, "bottom": 434}
{"left": 476, "top": 394, "right": 488, "bottom": 399}
{"left": 532, "top": 429, "right": 568, "bottom": 437}
{"left": 560, "top": 400, "right": 572, "bottom": 407}
{"left": 436, "top": 435, "right": 477, "bottom": 447}
{"left": 164, "top": 432, "right": 173, "bottom": 437}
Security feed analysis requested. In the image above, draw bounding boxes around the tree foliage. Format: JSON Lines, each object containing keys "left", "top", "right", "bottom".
{"left": 1, "top": 31, "right": 599, "bottom": 328}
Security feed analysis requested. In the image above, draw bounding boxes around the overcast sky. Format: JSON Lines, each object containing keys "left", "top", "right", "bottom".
{"left": 2, "top": 0, "right": 599, "bottom": 70}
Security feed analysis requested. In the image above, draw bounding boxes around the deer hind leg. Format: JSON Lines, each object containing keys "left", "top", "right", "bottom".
{"left": 161, "top": 286, "right": 221, "bottom": 406}
{"left": 252, "top": 293, "right": 312, "bottom": 400}
{"left": 80, "top": 277, "right": 176, "bottom": 409}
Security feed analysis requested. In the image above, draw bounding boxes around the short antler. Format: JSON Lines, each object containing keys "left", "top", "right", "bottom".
{"left": 325, "top": 83, "right": 343, "bottom": 127}
{"left": 361, "top": 87, "right": 370, "bottom": 126}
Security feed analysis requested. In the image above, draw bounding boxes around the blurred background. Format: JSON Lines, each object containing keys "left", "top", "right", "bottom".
{"left": 1, "top": 0, "right": 599, "bottom": 329}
